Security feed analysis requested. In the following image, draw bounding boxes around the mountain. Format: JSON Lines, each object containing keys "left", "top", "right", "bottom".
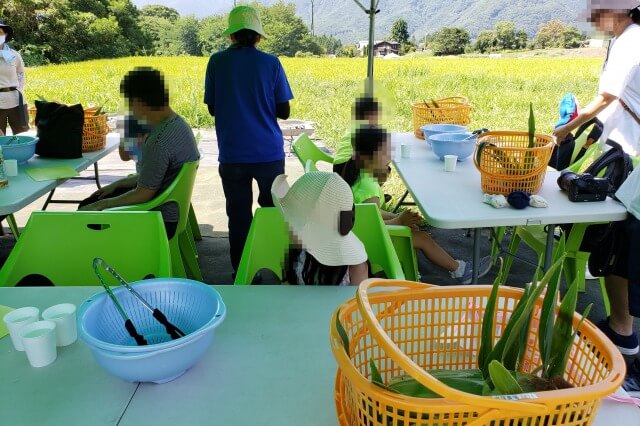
{"left": 131, "top": 0, "right": 588, "bottom": 43}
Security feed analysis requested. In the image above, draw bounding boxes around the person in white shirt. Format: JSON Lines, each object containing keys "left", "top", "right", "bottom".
{"left": 554, "top": 0, "right": 640, "bottom": 394}
{"left": 0, "top": 21, "right": 28, "bottom": 135}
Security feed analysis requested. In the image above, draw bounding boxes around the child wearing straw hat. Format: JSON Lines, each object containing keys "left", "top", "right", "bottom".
{"left": 271, "top": 172, "right": 369, "bottom": 285}
{"left": 204, "top": 6, "right": 294, "bottom": 276}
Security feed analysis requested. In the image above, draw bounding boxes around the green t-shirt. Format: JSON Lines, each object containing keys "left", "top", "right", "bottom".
{"left": 333, "top": 121, "right": 368, "bottom": 165}
{"left": 352, "top": 171, "right": 384, "bottom": 204}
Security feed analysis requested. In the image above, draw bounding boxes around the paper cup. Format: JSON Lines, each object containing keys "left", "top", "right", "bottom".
{"left": 4, "top": 159, "right": 18, "bottom": 176}
{"left": 21, "top": 320, "right": 57, "bottom": 367}
{"left": 444, "top": 155, "right": 458, "bottom": 172}
{"left": 401, "top": 144, "right": 411, "bottom": 158}
{"left": 3, "top": 307, "right": 40, "bottom": 351}
{"left": 42, "top": 303, "right": 77, "bottom": 347}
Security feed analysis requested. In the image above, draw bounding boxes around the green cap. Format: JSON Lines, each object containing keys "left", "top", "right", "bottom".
{"left": 222, "top": 6, "right": 266, "bottom": 37}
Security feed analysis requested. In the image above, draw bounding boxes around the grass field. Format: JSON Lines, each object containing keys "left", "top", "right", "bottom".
{"left": 25, "top": 56, "right": 603, "bottom": 150}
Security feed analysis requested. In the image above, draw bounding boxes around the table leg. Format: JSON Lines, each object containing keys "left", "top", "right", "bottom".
{"left": 472, "top": 228, "right": 480, "bottom": 284}
{"left": 543, "top": 224, "right": 555, "bottom": 271}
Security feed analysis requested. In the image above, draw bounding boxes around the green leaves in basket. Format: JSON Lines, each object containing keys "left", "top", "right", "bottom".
{"left": 93, "top": 106, "right": 103, "bottom": 116}
{"left": 335, "top": 309, "right": 349, "bottom": 355}
{"left": 431, "top": 98, "right": 440, "bottom": 108}
{"left": 528, "top": 102, "right": 535, "bottom": 149}
{"left": 478, "top": 258, "right": 503, "bottom": 377}
{"left": 538, "top": 236, "right": 565, "bottom": 375}
{"left": 488, "top": 360, "right": 524, "bottom": 395}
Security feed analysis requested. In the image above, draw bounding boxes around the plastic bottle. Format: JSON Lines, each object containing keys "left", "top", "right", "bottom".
{"left": 0, "top": 145, "right": 8, "bottom": 188}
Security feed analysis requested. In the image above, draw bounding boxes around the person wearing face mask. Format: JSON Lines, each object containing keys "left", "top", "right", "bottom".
{"left": 78, "top": 67, "right": 200, "bottom": 239}
{"left": 0, "top": 21, "right": 28, "bottom": 135}
{"left": 553, "top": 0, "right": 640, "bottom": 395}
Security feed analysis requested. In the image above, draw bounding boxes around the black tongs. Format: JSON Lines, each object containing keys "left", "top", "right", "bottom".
{"left": 93, "top": 258, "right": 186, "bottom": 346}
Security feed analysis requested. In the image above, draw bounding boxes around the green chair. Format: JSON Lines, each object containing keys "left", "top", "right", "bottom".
{"left": 189, "top": 204, "right": 202, "bottom": 241}
{"left": 234, "top": 204, "right": 404, "bottom": 284}
{"left": 109, "top": 161, "right": 202, "bottom": 281}
{"left": 0, "top": 211, "right": 171, "bottom": 286}
{"left": 291, "top": 133, "right": 334, "bottom": 172}
{"left": 385, "top": 225, "right": 420, "bottom": 282}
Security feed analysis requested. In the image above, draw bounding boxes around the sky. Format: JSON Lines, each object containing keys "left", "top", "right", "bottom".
{"left": 130, "top": 1, "right": 241, "bottom": 18}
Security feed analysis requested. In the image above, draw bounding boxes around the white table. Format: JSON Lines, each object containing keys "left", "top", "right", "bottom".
{"left": 1, "top": 286, "right": 637, "bottom": 426}
{"left": 0, "top": 134, "right": 119, "bottom": 216}
{"left": 391, "top": 133, "right": 628, "bottom": 282}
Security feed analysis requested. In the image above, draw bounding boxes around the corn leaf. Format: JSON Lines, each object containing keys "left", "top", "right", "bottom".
{"left": 498, "top": 258, "right": 564, "bottom": 369}
{"left": 528, "top": 102, "right": 535, "bottom": 149}
{"left": 369, "top": 359, "right": 399, "bottom": 394}
{"left": 489, "top": 360, "right": 524, "bottom": 395}
{"left": 551, "top": 303, "right": 592, "bottom": 380}
{"left": 479, "top": 260, "right": 504, "bottom": 378}
{"left": 388, "top": 370, "right": 486, "bottom": 397}
{"left": 539, "top": 236, "right": 566, "bottom": 372}
{"left": 335, "top": 309, "right": 349, "bottom": 355}
{"left": 431, "top": 98, "right": 440, "bottom": 108}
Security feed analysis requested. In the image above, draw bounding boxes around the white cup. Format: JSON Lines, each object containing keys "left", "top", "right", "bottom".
{"left": 444, "top": 155, "right": 458, "bottom": 172}
{"left": 4, "top": 159, "right": 18, "bottom": 176}
{"left": 3, "top": 307, "right": 40, "bottom": 351}
{"left": 42, "top": 303, "right": 77, "bottom": 347}
{"left": 21, "top": 321, "right": 57, "bottom": 368}
{"left": 400, "top": 144, "right": 411, "bottom": 158}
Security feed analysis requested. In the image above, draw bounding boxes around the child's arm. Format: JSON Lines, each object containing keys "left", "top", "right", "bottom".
{"left": 361, "top": 196, "right": 419, "bottom": 227}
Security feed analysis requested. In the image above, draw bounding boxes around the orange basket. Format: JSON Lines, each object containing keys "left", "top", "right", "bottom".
{"left": 411, "top": 96, "right": 472, "bottom": 139}
{"left": 29, "top": 105, "right": 108, "bottom": 152}
{"left": 331, "top": 279, "right": 625, "bottom": 426}
{"left": 473, "top": 131, "right": 555, "bottom": 195}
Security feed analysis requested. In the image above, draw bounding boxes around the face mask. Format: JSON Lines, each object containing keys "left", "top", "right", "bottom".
{"left": 0, "top": 35, "right": 5, "bottom": 45}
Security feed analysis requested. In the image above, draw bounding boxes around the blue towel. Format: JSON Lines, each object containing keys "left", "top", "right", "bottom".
{"left": 555, "top": 93, "right": 578, "bottom": 128}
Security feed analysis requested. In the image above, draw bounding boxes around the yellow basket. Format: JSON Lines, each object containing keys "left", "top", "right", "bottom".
{"left": 411, "top": 96, "right": 472, "bottom": 139}
{"left": 29, "top": 106, "right": 108, "bottom": 152}
{"left": 473, "top": 131, "right": 555, "bottom": 195}
{"left": 331, "top": 279, "right": 625, "bottom": 426}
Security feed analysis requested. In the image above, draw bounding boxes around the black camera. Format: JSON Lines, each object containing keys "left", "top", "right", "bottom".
{"left": 557, "top": 171, "right": 610, "bottom": 202}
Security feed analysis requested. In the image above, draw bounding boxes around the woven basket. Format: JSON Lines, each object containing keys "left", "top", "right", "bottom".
{"left": 331, "top": 279, "right": 625, "bottom": 426}
{"left": 473, "top": 131, "right": 555, "bottom": 195}
{"left": 411, "top": 96, "right": 472, "bottom": 139}
{"left": 29, "top": 105, "right": 108, "bottom": 152}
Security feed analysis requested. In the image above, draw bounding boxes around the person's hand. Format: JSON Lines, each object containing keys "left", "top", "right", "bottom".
{"left": 553, "top": 125, "right": 571, "bottom": 144}
{"left": 78, "top": 200, "right": 104, "bottom": 211}
{"left": 89, "top": 184, "right": 117, "bottom": 200}
{"left": 397, "top": 210, "right": 422, "bottom": 230}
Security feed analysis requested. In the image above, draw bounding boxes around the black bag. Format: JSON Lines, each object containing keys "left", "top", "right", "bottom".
{"left": 549, "top": 118, "right": 603, "bottom": 170}
{"left": 576, "top": 141, "right": 634, "bottom": 276}
{"left": 34, "top": 100, "right": 84, "bottom": 159}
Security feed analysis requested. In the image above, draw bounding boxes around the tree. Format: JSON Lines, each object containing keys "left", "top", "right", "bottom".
{"left": 495, "top": 21, "right": 517, "bottom": 50}
{"left": 534, "top": 19, "right": 566, "bottom": 49}
{"left": 140, "top": 4, "right": 179, "bottom": 22}
{"left": 337, "top": 45, "right": 357, "bottom": 57}
{"left": 198, "top": 15, "right": 229, "bottom": 56}
{"left": 430, "top": 27, "right": 470, "bottom": 56}
{"left": 314, "top": 34, "right": 342, "bottom": 55}
{"left": 389, "top": 18, "right": 409, "bottom": 44}
{"left": 474, "top": 30, "right": 497, "bottom": 53}
{"left": 255, "top": 1, "right": 316, "bottom": 57}
{"left": 515, "top": 30, "right": 528, "bottom": 50}
{"left": 166, "top": 16, "right": 201, "bottom": 56}
{"left": 562, "top": 25, "right": 585, "bottom": 49}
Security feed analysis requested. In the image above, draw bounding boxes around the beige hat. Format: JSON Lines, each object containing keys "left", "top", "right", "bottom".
{"left": 579, "top": 0, "right": 640, "bottom": 21}
{"left": 271, "top": 172, "right": 367, "bottom": 267}
{"left": 222, "top": 6, "right": 267, "bottom": 37}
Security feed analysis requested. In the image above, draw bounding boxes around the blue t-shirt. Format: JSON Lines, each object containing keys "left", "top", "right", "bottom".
{"left": 204, "top": 45, "right": 294, "bottom": 164}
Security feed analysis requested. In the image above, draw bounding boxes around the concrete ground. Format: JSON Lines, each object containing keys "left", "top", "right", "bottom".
{"left": 0, "top": 128, "right": 633, "bottom": 333}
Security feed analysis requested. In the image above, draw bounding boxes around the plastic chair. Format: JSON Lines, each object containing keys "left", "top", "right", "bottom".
{"left": 385, "top": 225, "right": 419, "bottom": 281}
{"left": 0, "top": 211, "right": 171, "bottom": 286}
{"left": 234, "top": 204, "right": 404, "bottom": 284}
{"left": 291, "top": 133, "right": 333, "bottom": 172}
{"left": 109, "top": 161, "right": 202, "bottom": 281}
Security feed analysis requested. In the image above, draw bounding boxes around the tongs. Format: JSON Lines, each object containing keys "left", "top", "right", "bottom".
{"left": 93, "top": 258, "right": 186, "bottom": 346}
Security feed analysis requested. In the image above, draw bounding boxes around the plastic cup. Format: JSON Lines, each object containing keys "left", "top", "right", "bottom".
{"left": 21, "top": 321, "right": 57, "bottom": 367}
{"left": 4, "top": 159, "right": 18, "bottom": 176}
{"left": 42, "top": 303, "right": 77, "bottom": 347}
{"left": 444, "top": 155, "right": 458, "bottom": 172}
{"left": 401, "top": 144, "right": 411, "bottom": 158}
{"left": 3, "top": 307, "right": 40, "bottom": 351}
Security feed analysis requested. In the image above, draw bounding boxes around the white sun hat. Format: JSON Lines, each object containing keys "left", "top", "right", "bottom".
{"left": 579, "top": 0, "right": 640, "bottom": 21}
{"left": 271, "top": 172, "right": 367, "bottom": 267}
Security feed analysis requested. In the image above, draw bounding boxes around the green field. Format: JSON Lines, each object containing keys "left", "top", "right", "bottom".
{"left": 25, "top": 56, "right": 602, "bottom": 150}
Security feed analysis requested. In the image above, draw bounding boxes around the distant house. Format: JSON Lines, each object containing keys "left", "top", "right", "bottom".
{"left": 356, "top": 40, "right": 401, "bottom": 56}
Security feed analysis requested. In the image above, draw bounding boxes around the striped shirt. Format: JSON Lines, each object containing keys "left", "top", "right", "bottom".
{"left": 138, "top": 113, "right": 200, "bottom": 222}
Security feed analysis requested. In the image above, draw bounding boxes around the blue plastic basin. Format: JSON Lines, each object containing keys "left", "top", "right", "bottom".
{"left": 421, "top": 124, "right": 469, "bottom": 146}
{"left": 429, "top": 132, "right": 477, "bottom": 161}
{"left": 0, "top": 135, "right": 38, "bottom": 164}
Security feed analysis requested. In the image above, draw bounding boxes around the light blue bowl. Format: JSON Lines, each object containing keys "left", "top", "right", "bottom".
{"left": 429, "top": 132, "right": 477, "bottom": 161}
{"left": 78, "top": 278, "right": 226, "bottom": 383}
{"left": 421, "top": 124, "right": 469, "bottom": 146}
{"left": 0, "top": 135, "right": 38, "bottom": 164}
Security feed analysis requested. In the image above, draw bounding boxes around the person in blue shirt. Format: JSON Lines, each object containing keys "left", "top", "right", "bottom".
{"left": 204, "top": 5, "right": 294, "bottom": 275}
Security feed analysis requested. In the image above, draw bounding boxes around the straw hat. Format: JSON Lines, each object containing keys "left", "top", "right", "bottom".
{"left": 0, "top": 21, "right": 14, "bottom": 42}
{"left": 579, "top": 0, "right": 640, "bottom": 21}
{"left": 271, "top": 172, "right": 367, "bottom": 267}
{"left": 222, "top": 6, "right": 267, "bottom": 37}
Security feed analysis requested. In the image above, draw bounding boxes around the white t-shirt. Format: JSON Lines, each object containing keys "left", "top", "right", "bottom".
{"left": 597, "top": 24, "right": 640, "bottom": 156}
{"left": 0, "top": 47, "right": 25, "bottom": 110}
